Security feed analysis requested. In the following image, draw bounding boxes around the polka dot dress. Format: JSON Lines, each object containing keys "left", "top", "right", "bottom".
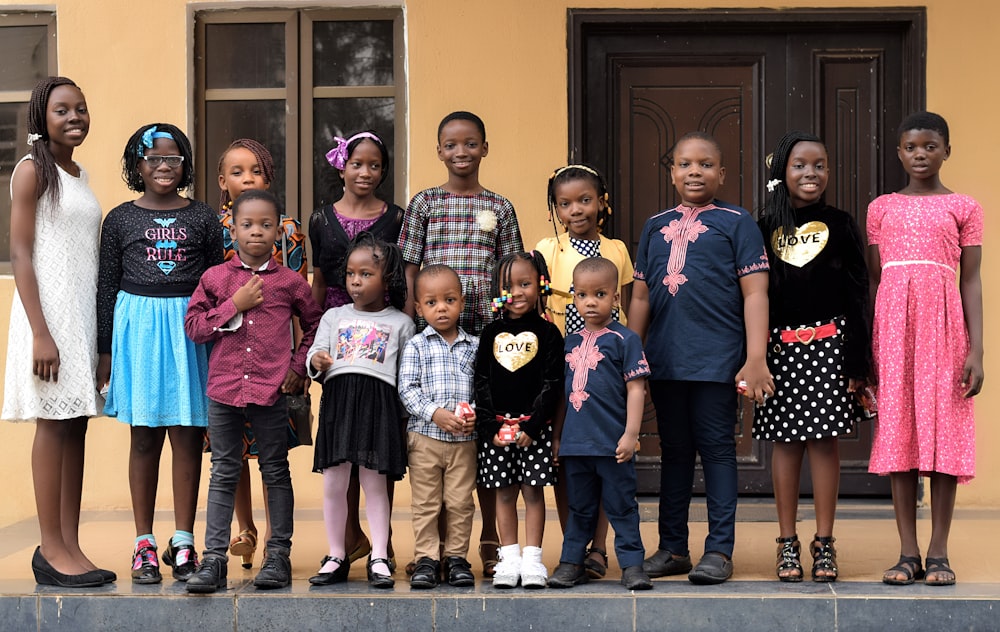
{"left": 753, "top": 317, "right": 860, "bottom": 442}
{"left": 564, "top": 238, "right": 621, "bottom": 335}
{"left": 478, "top": 424, "right": 556, "bottom": 488}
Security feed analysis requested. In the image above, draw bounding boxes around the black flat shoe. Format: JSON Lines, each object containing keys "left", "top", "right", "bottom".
{"left": 32, "top": 547, "right": 106, "bottom": 588}
{"left": 95, "top": 568, "right": 117, "bottom": 584}
{"left": 309, "top": 556, "right": 350, "bottom": 586}
{"left": 367, "top": 557, "right": 395, "bottom": 589}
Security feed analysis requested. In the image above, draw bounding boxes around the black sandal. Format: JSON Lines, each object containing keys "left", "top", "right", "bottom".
{"left": 775, "top": 535, "right": 803, "bottom": 583}
{"left": 882, "top": 555, "right": 924, "bottom": 585}
{"left": 924, "top": 557, "right": 956, "bottom": 586}
{"left": 584, "top": 548, "right": 608, "bottom": 579}
{"left": 809, "top": 535, "right": 838, "bottom": 582}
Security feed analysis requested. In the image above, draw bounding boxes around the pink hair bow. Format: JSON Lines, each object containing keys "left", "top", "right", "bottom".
{"left": 325, "top": 132, "right": 382, "bottom": 170}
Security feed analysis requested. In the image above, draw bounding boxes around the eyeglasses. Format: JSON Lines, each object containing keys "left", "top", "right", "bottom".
{"left": 142, "top": 155, "right": 184, "bottom": 168}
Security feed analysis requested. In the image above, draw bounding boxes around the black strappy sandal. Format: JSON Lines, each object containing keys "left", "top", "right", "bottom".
{"left": 810, "top": 535, "right": 838, "bottom": 582}
{"left": 584, "top": 547, "right": 608, "bottom": 579}
{"left": 882, "top": 554, "right": 924, "bottom": 585}
{"left": 775, "top": 535, "right": 803, "bottom": 583}
{"left": 924, "top": 557, "right": 956, "bottom": 586}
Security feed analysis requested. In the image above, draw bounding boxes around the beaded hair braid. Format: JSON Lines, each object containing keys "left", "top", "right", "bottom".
{"left": 27, "top": 76, "right": 80, "bottom": 203}
{"left": 491, "top": 251, "right": 552, "bottom": 315}
{"left": 545, "top": 164, "right": 613, "bottom": 243}
{"left": 341, "top": 231, "right": 408, "bottom": 311}
{"left": 218, "top": 138, "right": 275, "bottom": 209}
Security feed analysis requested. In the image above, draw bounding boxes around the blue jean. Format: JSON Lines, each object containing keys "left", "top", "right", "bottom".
{"left": 559, "top": 455, "right": 645, "bottom": 568}
{"left": 649, "top": 380, "right": 737, "bottom": 558}
{"left": 203, "top": 397, "right": 293, "bottom": 559}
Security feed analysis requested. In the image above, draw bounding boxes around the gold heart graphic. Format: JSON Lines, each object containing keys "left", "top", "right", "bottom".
{"left": 493, "top": 331, "right": 539, "bottom": 372}
{"left": 795, "top": 327, "right": 816, "bottom": 344}
{"left": 771, "top": 221, "right": 829, "bottom": 268}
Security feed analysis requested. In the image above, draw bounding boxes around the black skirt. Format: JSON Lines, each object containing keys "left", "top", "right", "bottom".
{"left": 312, "top": 373, "right": 407, "bottom": 480}
{"left": 753, "top": 317, "right": 861, "bottom": 442}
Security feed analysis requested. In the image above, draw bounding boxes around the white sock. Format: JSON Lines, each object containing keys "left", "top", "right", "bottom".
{"left": 499, "top": 543, "right": 521, "bottom": 562}
{"left": 522, "top": 546, "right": 543, "bottom": 565}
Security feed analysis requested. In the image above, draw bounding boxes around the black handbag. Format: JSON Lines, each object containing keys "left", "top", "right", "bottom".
{"left": 282, "top": 226, "right": 313, "bottom": 446}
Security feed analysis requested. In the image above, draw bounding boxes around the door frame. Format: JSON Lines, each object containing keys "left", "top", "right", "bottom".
{"left": 568, "top": 7, "right": 926, "bottom": 496}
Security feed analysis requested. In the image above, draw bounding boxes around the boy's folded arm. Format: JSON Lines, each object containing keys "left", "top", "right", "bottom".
{"left": 184, "top": 283, "right": 240, "bottom": 343}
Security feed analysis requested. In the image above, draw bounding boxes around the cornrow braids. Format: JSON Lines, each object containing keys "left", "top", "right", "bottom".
{"left": 341, "top": 231, "right": 408, "bottom": 311}
{"left": 491, "top": 251, "right": 552, "bottom": 317}
{"left": 218, "top": 138, "right": 275, "bottom": 209}
{"left": 759, "top": 131, "right": 825, "bottom": 245}
{"left": 546, "top": 164, "right": 613, "bottom": 240}
{"left": 121, "top": 123, "right": 195, "bottom": 193}
{"left": 27, "top": 76, "right": 80, "bottom": 203}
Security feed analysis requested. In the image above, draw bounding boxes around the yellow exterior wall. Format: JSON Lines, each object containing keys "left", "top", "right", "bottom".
{"left": 0, "top": 0, "right": 997, "bottom": 528}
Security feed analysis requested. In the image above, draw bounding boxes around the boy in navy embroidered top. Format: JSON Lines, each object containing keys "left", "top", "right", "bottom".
{"left": 548, "top": 258, "right": 652, "bottom": 591}
{"left": 184, "top": 190, "right": 323, "bottom": 593}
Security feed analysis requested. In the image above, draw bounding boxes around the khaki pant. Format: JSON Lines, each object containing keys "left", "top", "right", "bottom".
{"left": 407, "top": 431, "right": 477, "bottom": 560}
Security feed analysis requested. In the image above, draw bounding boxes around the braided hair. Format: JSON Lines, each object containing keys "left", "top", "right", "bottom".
{"left": 545, "top": 164, "right": 613, "bottom": 241}
{"left": 491, "top": 251, "right": 552, "bottom": 317}
{"left": 121, "top": 123, "right": 195, "bottom": 193}
{"left": 759, "top": 131, "right": 825, "bottom": 244}
{"left": 341, "top": 231, "right": 408, "bottom": 311}
{"left": 27, "top": 76, "right": 81, "bottom": 203}
{"left": 218, "top": 138, "right": 275, "bottom": 209}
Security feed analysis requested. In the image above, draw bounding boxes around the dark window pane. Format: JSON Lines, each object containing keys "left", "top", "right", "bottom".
{"left": 0, "top": 26, "right": 48, "bottom": 90}
{"left": 313, "top": 21, "right": 393, "bottom": 87}
{"left": 0, "top": 103, "right": 30, "bottom": 261}
{"left": 312, "top": 97, "right": 395, "bottom": 210}
{"left": 205, "top": 100, "right": 287, "bottom": 213}
{"left": 206, "top": 23, "right": 285, "bottom": 89}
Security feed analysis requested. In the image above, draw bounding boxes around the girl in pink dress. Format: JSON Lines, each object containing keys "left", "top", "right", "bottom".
{"left": 868, "top": 111, "right": 984, "bottom": 587}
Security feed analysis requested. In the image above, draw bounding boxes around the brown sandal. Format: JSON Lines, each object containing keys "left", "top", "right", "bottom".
{"left": 229, "top": 528, "right": 258, "bottom": 569}
{"left": 479, "top": 540, "right": 500, "bottom": 578}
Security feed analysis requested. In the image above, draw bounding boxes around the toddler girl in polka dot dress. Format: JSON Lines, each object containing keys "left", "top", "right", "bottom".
{"left": 755, "top": 131, "right": 871, "bottom": 583}
{"left": 868, "top": 112, "right": 984, "bottom": 587}
{"left": 474, "top": 251, "right": 564, "bottom": 588}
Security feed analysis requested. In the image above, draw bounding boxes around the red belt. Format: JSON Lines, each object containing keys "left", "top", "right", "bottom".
{"left": 780, "top": 322, "right": 838, "bottom": 344}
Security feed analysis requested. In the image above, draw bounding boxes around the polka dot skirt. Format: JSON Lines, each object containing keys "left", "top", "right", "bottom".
{"left": 477, "top": 424, "right": 556, "bottom": 488}
{"left": 753, "top": 317, "right": 861, "bottom": 442}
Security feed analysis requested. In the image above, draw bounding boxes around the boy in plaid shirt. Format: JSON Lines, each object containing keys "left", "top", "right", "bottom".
{"left": 398, "top": 265, "right": 480, "bottom": 588}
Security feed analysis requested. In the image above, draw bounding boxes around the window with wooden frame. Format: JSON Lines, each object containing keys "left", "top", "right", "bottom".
{"left": 0, "top": 12, "right": 57, "bottom": 266}
{"left": 194, "top": 8, "right": 405, "bottom": 237}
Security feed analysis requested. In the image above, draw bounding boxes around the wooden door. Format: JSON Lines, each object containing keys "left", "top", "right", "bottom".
{"left": 570, "top": 8, "right": 925, "bottom": 496}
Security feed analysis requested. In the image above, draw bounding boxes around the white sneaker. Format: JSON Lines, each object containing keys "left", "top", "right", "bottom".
{"left": 520, "top": 559, "right": 548, "bottom": 588}
{"left": 492, "top": 557, "right": 521, "bottom": 588}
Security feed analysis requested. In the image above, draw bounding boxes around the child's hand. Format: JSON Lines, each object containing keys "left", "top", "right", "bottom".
{"left": 310, "top": 351, "right": 334, "bottom": 372}
{"left": 281, "top": 369, "right": 305, "bottom": 394}
{"left": 962, "top": 350, "right": 985, "bottom": 398}
{"left": 616, "top": 432, "right": 639, "bottom": 463}
{"left": 736, "top": 359, "right": 774, "bottom": 405}
{"left": 514, "top": 428, "right": 534, "bottom": 448}
{"left": 551, "top": 437, "right": 561, "bottom": 466}
{"left": 232, "top": 275, "right": 264, "bottom": 313}
{"left": 96, "top": 352, "right": 111, "bottom": 392}
{"left": 492, "top": 432, "right": 509, "bottom": 448}
{"left": 33, "top": 331, "right": 60, "bottom": 382}
{"left": 432, "top": 408, "right": 474, "bottom": 436}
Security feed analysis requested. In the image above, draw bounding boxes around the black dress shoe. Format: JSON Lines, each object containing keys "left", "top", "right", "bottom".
{"left": 444, "top": 556, "right": 475, "bottom": 587}
{"left": 162, "top": 538, "right": 198, "bottom": 582}
{"left": 409, "top": 557, "right": 440, "bottom": 589}
{"left": 254, "top": 551, "right": 292, "bottom": 589}
{"left": 185, "top": 556, "right": 228, "bottom": 594}
{"left": 547, "top": 562, "right": 589, "bottom": 588}
{"left": 309, "top": 556, "right": 350, "bottom": 586}
{"left": 367, "top": 557, "right": 395, "bottom": 589}
{"left": 32, "top": 547, "right": 106, "bottom": 588}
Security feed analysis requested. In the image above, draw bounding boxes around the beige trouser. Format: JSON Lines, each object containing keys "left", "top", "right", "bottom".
{"left": 407, "top": 431, "right": 477, "bottom": 560}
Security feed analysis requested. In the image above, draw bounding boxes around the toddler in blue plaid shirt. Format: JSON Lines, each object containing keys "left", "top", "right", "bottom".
{"left": 399, "top": 265, "right": 480, "bottom": 588}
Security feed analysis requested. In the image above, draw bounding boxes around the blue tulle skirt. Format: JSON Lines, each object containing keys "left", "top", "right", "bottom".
{"left": 104, "top": 292, "right": 209, "bottom": 427}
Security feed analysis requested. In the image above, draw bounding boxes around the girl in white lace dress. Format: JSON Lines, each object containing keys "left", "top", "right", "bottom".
{"left": 2, "top": 77, "right": 111, "bottom": 587}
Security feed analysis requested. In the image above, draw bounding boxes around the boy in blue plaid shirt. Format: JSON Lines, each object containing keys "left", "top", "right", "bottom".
{"left": 398, "top": 265, "right": 480, "bottom": 588}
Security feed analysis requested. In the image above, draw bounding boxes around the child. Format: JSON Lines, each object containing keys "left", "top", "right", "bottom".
{"left": 307, "top": 232, "right": 414, "bottom": 588}
{"left": 869, "top": 112, "right": 984, "bottom": 587}
{"left": 547, "top": 258, "right": 652, "bottom": 591}
{"left": 475, "top": 251, "right": 563, "bottom": 588}
{"left": 310, "top": 130, "right": 405, "bottom": 567}
{"left": 398, "top": 264, "right": 479, "bottom": 588}
{"left": 2, "top": 76, "right": 112, "bottom": 587}
{"left": 213, "top": 138, "right": 307, "bottom": 570}
{"left": 96, "top": 123, "right": 224, "bottom": 584}
{"left": 535, "top": 163, "right": 634, "bottom": 578}
{"left": 629, "top": 131, "right": 773, "bottom": 585}
{"left": 183, "top": 190, "right": 323, "bottom": 592}
{"left": 756, "top": 132, "right": 871, "bottom": 582}
{"left": 398, "top": 111, "right": 521, "bottom": 576}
